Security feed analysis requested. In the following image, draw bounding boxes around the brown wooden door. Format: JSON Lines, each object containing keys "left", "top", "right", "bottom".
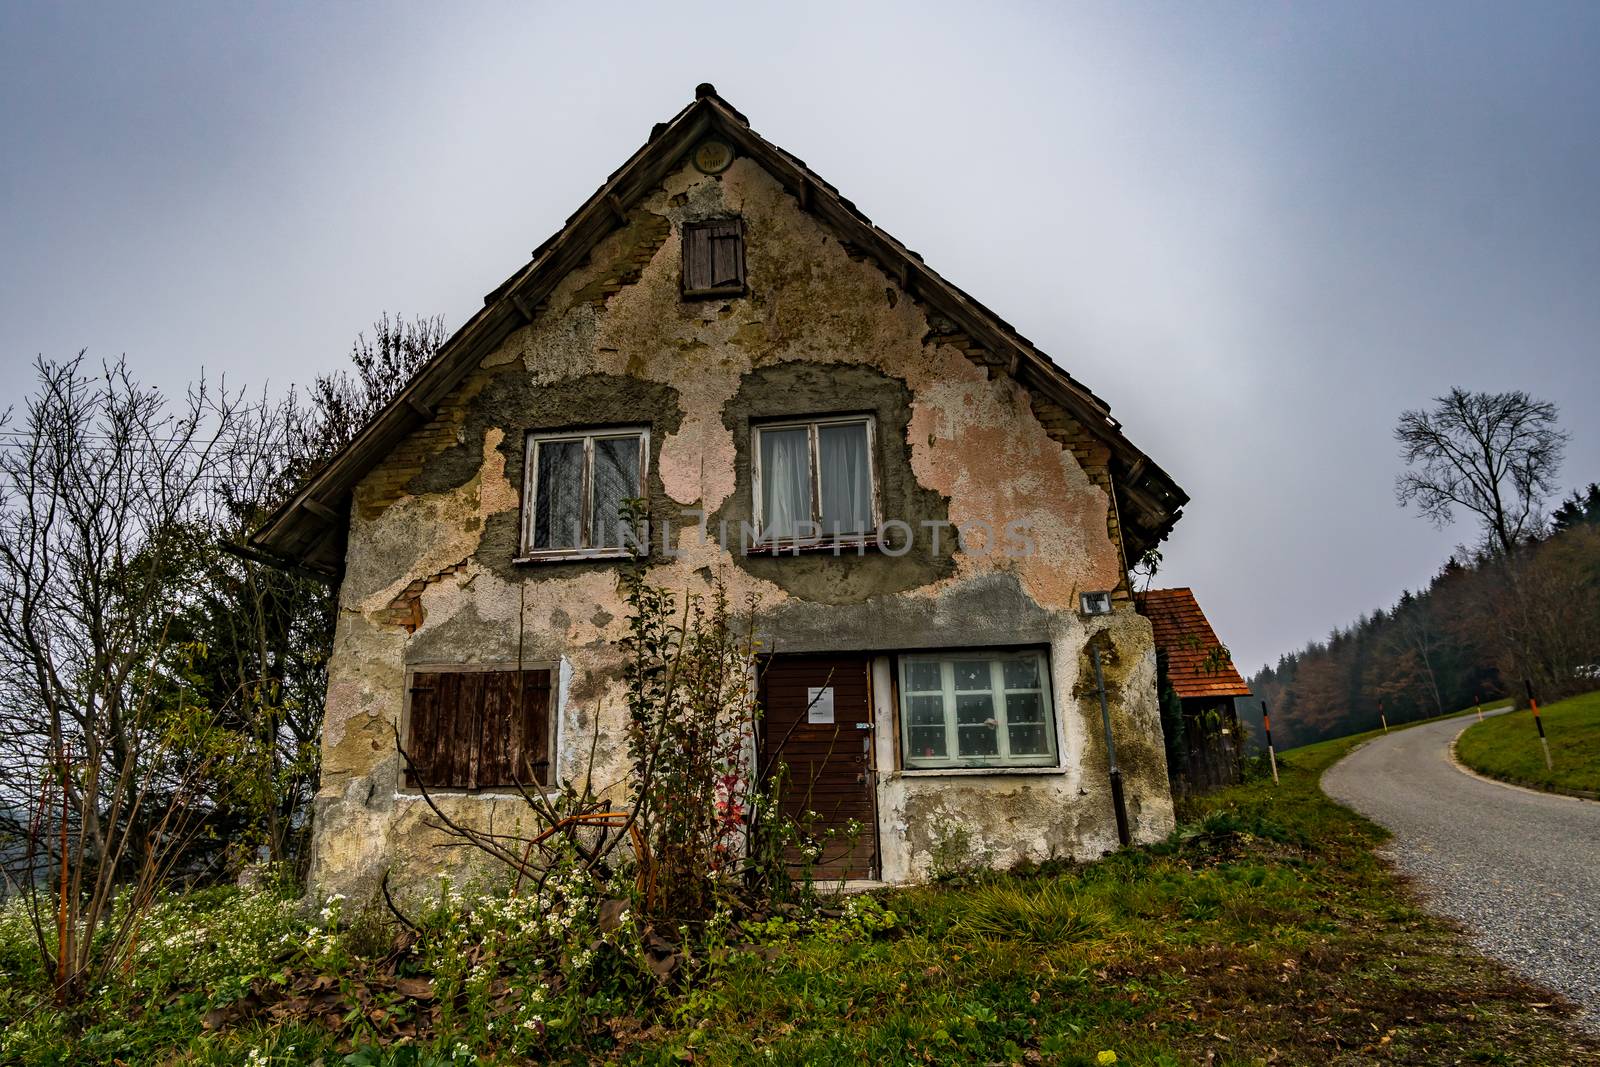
{"left": 758, "top": 654, "right": 877, "bottom": 879}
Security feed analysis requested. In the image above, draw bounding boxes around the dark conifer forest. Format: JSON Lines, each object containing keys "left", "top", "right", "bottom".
{"left": 1241, "top": 484, "right": 1600, "bottom": 747}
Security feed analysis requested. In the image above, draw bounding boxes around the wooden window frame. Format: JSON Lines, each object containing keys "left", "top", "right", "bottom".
{"left": 517, "top": 427, "right": 650, "bottom": 562}
{"left": 750, "top": 414, "right": 880, "bottom": 551}
{"left": 400, "top": 662, "right": 558, "bottom": 793}
{"left": 896, "top": 648, "right": 1060, "bottom": 771}
{"left": 682, "top": 218, "right": 747, "bottom": 298}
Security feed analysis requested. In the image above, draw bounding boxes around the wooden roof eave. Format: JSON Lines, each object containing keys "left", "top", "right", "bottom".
{"left": 245, "top": 299, "right": 526, "bottom": 563}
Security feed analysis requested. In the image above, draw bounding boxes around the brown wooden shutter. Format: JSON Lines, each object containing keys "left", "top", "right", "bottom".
{"left": 406, "top": 668, "right": 552, "bottom": 790}
{"left": 708, "top": 219, "right": 744, "bottom": 289}
{"left": 683, "top": 219, "right": 745, "bottom": 295}
{"left": 684, "top": 223, "right": 712, "bottom": 293}
{"left": 458, "top": 672, "right": 490, "bottom": 787}
{"left": 405, "top": 672, "right": 446, "bottom": 787}
{"left": 479, "top": 669, "right": 552, "bottom": 787}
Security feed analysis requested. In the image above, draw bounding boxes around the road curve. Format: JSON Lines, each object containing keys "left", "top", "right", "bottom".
{"left": 1322, "top": 712, "right": 1600, "bottom": 1031}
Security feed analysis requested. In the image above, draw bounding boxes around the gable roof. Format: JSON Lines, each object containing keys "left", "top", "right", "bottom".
{"left": 1135, "top": 587, "right": 1251, "bottom": 700}
{"left": 249, "top": 84, "right": 1188, "bottom": 575}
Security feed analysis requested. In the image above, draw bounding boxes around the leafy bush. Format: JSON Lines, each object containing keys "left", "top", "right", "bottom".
{"left": 619, "top": 568, "right": 762, "bottom": 925}
{"left": 814, "top": 895, "right": 900, "bottom": 943}
{"left": 0, "top": 880, "right": 305, "bottom": 1064}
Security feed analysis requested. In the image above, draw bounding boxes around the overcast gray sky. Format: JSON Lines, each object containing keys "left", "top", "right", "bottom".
{"left": 3, "top": 1, "right": 1597, "bottom": 674}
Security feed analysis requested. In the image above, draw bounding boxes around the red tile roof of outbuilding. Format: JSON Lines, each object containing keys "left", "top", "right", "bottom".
{"left": 1135, "top": 587, "right": 1252, "bottom": 700}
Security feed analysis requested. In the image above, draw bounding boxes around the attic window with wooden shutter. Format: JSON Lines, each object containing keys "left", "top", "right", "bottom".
{"left": 682, "top": 218, "right": 746, "bottom": 297}
{"left": 404, "top": 667, "right": 552, "bottom": 790}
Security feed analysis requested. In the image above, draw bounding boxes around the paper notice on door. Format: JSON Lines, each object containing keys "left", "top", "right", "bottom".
{"left": 806, "top": 686, "right": 835, "bottom": 724}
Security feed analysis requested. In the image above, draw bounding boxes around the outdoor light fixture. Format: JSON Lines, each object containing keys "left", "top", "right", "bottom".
{"left": 1080, "top": 591, "right": 1113, "bottom": 616}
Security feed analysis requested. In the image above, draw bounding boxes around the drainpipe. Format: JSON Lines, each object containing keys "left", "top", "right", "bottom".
{"left": 1090, "top": 639, "right": 1132, "bottom": 847}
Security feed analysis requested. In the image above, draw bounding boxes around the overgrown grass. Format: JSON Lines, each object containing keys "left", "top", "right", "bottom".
{"left": 656, "top": 725, "right": 1596, "bottom": 1065}
{"left": 1456, "top": 690, "right": 1600, "bottom": 797}
{"left": 4, "top": 726, "right": 1596, "bottom": 1065}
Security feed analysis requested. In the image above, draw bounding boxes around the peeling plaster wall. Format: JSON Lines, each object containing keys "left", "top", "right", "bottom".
{"left": 308, "top": 154, "right": 1174, "bottom": 902}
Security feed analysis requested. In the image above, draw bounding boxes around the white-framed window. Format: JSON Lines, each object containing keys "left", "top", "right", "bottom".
{"left": 751, "top": 415, "right": 878, "bottom": 545}
{"left": 898, "top": 650, "right": 1058, "bottom": 770}
{"left": 519, "top": 428, "right": 648, "bottom": 559}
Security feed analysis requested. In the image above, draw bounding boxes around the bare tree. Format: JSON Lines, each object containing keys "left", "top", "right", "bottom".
{"left": 190, "top": 389, "right": 337, "bottom": 873}
{"left": 0, "top": 314, "right": 445, "bottom": 999}
{"left": 290, "top": 312, "right": 447, "bottom": 472}
{"left": 1395, "top": 388, "right": 1568, "bottom": 556}
{"left": 0, "top": 354, "right": 257, "bottom": 1000}
{"left": 208, "top": 313, "right": 444, "bottom": 869}
{"left": 1474, "top": 526, "right": 1600, "bottom": 701}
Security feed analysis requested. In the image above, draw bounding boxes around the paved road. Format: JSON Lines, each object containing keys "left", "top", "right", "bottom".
{"left": 1322, "top": 712, "right": 1600, "bottom": 1031}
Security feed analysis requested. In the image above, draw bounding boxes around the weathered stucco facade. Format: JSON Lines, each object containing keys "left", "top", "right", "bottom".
{"left": 255, "top": 88, "right": 1186, "bottom": 901}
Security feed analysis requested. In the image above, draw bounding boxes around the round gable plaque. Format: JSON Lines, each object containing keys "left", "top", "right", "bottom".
{"left": 692, "top": 139, "right": 734, "bottom": 175}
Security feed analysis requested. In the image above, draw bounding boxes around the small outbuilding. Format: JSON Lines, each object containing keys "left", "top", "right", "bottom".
{"left": 1135, "top": 588, "right": 1252, "bottom": 792}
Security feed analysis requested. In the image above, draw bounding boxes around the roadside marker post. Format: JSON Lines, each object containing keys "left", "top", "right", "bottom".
{"left": 1524, "top": 680, "right": 1554, "bottom": 771}
{"left": 1379, "top": 700, "right": 1389, "bottom": 734}
{"left": 1261, "top": 701, "right": 1280, "bottom": 785}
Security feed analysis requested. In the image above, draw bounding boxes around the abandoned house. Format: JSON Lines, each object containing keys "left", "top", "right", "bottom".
{"left": 250, "top": 85, "right": 1189, "bottom": 897}
{"left": 1135, "top": 587, "right": 1252, "bottom": 793}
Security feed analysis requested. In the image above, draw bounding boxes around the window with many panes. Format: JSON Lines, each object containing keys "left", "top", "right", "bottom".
{"left": 520, "top": 428, "right": 648, "bottom": 559}
{"left": 752, "top": 416, "right": 877, "bottom": 545}
{"left": 899, "top": 650, "right": 1058, "bottom": 770}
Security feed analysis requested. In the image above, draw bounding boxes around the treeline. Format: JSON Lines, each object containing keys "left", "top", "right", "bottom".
{"left": 1244, "top": 485, "right": 1600, "bottom": 749}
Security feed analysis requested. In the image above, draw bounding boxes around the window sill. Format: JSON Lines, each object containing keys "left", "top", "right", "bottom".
{"left": 513, "top": 549, "right": 643, "bottom": 564}
{"left": 895, "top": 765, "right": 1065, "bottom": 778}
{"left": 395, "top": 786, "right": 558, "bottom": 801}
{"left": 682, "top": 284, "right": 747, "bottom": 300}
{"left": 744, "top": 536, "right": 882, "bottom": 557}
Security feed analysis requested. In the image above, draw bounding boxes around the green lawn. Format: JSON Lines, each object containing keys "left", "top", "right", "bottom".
{"left": 4, "top": 716, "right": 1596, "bottom": 1065}
{"left": 1456, "top": 689, "right": 1600, "bottom": 797}
{"left": 660, "top": 723, "right": 1596, "bottom": 1065}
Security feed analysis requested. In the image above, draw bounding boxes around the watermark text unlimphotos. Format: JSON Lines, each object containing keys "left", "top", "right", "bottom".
{"left": 600, "top": 512, "right": 1038, "bottom": 558}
